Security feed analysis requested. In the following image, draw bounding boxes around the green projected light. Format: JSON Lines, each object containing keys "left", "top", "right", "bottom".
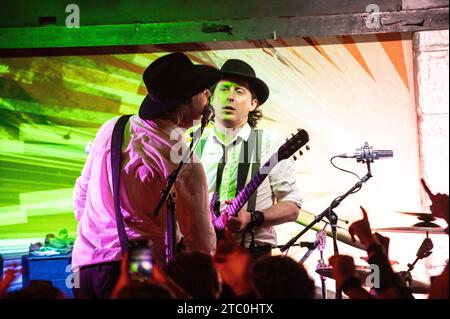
{"left": 0, "top": 54, "right": 149, "bottom": 247}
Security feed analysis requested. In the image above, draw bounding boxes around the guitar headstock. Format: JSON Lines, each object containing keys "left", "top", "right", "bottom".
{"left": 278, "top": 129, "right": 309, "bottom": 161}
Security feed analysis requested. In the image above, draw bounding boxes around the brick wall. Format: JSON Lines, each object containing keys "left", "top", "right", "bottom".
{"left": 414, "top": 30, "right": 449, "bottom": 207}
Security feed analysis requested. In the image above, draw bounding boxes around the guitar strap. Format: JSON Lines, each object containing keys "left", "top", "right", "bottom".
{"left": 112, "top": 115, "right": 186, "bottom": 256}
{"left": 239, "top": 129, "right": 262, "bottom": 248}
{"left": 209, "top": 129, "right": 261, "bottom": 215}
{"left": 111, "top": 114, "right": 132, "bottom": 254}
{"left": 246, "top": 129, "right": 262, "bottom": 212}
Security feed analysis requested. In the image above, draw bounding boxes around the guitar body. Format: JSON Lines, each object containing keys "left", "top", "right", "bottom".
{"left": 211, "top": 129, "right": 309, "bottom": 233}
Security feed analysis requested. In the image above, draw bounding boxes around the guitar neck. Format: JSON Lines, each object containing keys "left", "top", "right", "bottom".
{"left": 226, "top": 154, "right": 278, "bottom": 216}
{"left": 217, "top": 128, "right": 308, "bottom": 222}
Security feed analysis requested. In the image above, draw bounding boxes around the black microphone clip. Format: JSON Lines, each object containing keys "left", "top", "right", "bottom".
{"left": 338, "top": 142, "right": 393, "bottom": 162}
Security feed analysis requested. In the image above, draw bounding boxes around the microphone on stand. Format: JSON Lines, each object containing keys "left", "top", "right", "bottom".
{"left": 201, "top": 104, "right": 214, "bottom": 129}
{"left": 338, "top": 142, "right": 393, "bottom": 162}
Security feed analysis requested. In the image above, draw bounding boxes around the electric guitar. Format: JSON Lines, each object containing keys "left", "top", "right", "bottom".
{"left": 212, "top": 128, "right": 309, "bottom": 230}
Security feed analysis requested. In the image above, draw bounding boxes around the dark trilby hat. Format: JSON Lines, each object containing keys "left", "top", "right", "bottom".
{"left": 219, "top": 59, "right": 269, "bottom": 105}
{"left": 139, "top": 53, "right": 221, "bottom": 119}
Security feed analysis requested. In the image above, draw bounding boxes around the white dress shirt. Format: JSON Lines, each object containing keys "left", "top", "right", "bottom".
{"left": 198, "top": 123, "right": 302, "bottom": 247}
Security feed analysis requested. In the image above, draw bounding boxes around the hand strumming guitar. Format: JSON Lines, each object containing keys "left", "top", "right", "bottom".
{"left": 223, "top": 200, "right": 252, "bottom": 232}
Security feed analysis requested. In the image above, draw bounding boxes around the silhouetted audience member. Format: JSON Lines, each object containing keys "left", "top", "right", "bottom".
{"left": 421, "top": 179, "right": 449, "bottom": 299}
{"left": 0, "top": 267, "right": 20, "bottom": 299}
{"left": 5, "top": 280, "right": 65, "bottom": 299}
{"left": 165, "top": 251, "right": 221, "bottom": 299}
{"left": 116, "top": 280, "right": 173, "bottom": 299}
{"left": 330, "top": 206, "right": 413, "bottom": 299}
{"left": 111, "top": 251, "right": 189, "bottom": 299}
{"left": 328, "top": 254, "right": 372, "bottom": 299}
{"left": 252, "top": 255, "right": 315, "bottom": 299}
{"left": 214, "top": 230, "right": 257, "bottom": 298}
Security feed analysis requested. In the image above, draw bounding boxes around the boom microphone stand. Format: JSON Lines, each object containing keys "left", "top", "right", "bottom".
{"left": 297, "top": 224, "right": 328, "bottom": 298}
{"left": 280, "top": 155, "right": 374, "bottom": 299}
{"left": 152, "top": 105, "right": 214, "bottom": 264}
{"left": 398, "top": 234, "right": 433, "bottom": 291}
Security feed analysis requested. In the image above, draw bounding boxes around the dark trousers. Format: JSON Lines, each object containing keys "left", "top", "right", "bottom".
{"left": 72, "top": 261, "right": 121, "bottom": 299}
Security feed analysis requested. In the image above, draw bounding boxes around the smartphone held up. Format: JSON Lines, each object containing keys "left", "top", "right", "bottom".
{"left": 128, "top": 239, "right": 154, "bottom": 282}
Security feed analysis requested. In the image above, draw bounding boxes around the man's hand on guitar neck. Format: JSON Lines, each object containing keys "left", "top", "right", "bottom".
{"left": 223, "top": 200, "right": 252, "bottom": 232}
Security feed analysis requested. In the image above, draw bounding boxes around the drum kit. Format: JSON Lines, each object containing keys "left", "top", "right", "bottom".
{"left": 313, "top": 211, "right": 447, "bottom": 296}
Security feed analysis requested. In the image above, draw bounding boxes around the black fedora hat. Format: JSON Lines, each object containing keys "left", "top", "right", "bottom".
{"left": 220, "top": 59, "right": 269, "bottom": 105}
{"left": 139, "top": 53, "right": 221, "bottom": 119}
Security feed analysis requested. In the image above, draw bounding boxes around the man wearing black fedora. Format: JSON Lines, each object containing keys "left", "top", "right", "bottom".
{"left": 72, "top": 53, "right": 220, "bottom": 299}
{"left": 196, "top": 59, "right": 302, "bottom": 260}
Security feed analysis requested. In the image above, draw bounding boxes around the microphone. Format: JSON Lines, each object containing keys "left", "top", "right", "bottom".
{"left": 201, "top": 104, "right": 214, "bottom": 128}
{"left": 338, "top": 142, "right": 393, "bottom": 162}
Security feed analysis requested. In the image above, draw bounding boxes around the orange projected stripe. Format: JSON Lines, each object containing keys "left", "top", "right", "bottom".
{"left": 336, "top": 35, "right": 375, "bottom": 80}
{"left": 137, "top": 85, "right": 147, "bottom": 96}
{"left": 376, "top": 33, "right": 410, "bottom": 91}
{"left": 303, "top": 37, "right": 342, "bottom": 72}
{"left": 287, "top": 47, "right": 317, "bottom": 71}
{"left": 185, "top": 52, "right": 217, "bottom": 67}
{"left": 276, "top": 38, "right": 317, "bottom": 71}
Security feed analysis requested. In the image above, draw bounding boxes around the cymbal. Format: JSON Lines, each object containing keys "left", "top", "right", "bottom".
{"left": 373, "top": 226, "right": 447, "bottom": 234}
{"left": 395, "top": 212, "right": 436, "bottom": 222}
{"left": 316, "top": 267, "right": 430, "bottom": 294}
{"left": 360, "top": 256, "right": 399, "bottom": 265}
{"left": 316, "top": 266, "right": 372, "bottom": 282}
{"left": 413, "top": 221, "right": 441, "bottom": 228}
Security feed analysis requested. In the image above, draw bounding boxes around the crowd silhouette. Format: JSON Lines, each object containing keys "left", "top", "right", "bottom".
{"left": 1, "top": 181, "right": 447, "bottom": 300}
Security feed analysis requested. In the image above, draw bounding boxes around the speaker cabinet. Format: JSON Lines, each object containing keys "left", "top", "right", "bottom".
{"left": 21, "top": 254, "right": 73, "bottom": 298}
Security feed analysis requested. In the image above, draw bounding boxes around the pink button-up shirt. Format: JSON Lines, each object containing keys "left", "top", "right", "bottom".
{"left": 72, "top": 115, "right": 216, "bottom": 269}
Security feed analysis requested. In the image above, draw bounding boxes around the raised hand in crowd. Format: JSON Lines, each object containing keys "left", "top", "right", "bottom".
{"left": 421, "top": 178, "right": 449, "bottom": 225}
{"left": 348, "top": 206, "right": 380, "bottom": 249}
{"left": 346, "top": 207, "right": 413, "bottom": 299}
{"left": 0, "top": 265, "right": 20, "bottom": 298}
{"left": 213, "top": 230, "right": 256, "bottom": 297}
{"left": 328, "top": 254, "right": 372, "bottom": 299}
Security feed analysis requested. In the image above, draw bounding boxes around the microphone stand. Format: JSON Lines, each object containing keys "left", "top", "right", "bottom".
{"left": 280, "top": 159, "right": 374, "bottom": 299}
{"left": 152, "top": 109, "right": 211, "bottom": 264}
{"left": 298, "top": 225, "right": 328, "bottom": 299}
{"left": 399, "top": 234, "right": 433, "bottom": 291}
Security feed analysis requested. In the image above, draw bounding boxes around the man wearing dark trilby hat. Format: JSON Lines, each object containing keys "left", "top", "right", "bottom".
{"left": 196, "top": 59, "right": 302, "bottom": 260}
{"left": 72, "top": 53, "right": 221, "bottom": 298}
